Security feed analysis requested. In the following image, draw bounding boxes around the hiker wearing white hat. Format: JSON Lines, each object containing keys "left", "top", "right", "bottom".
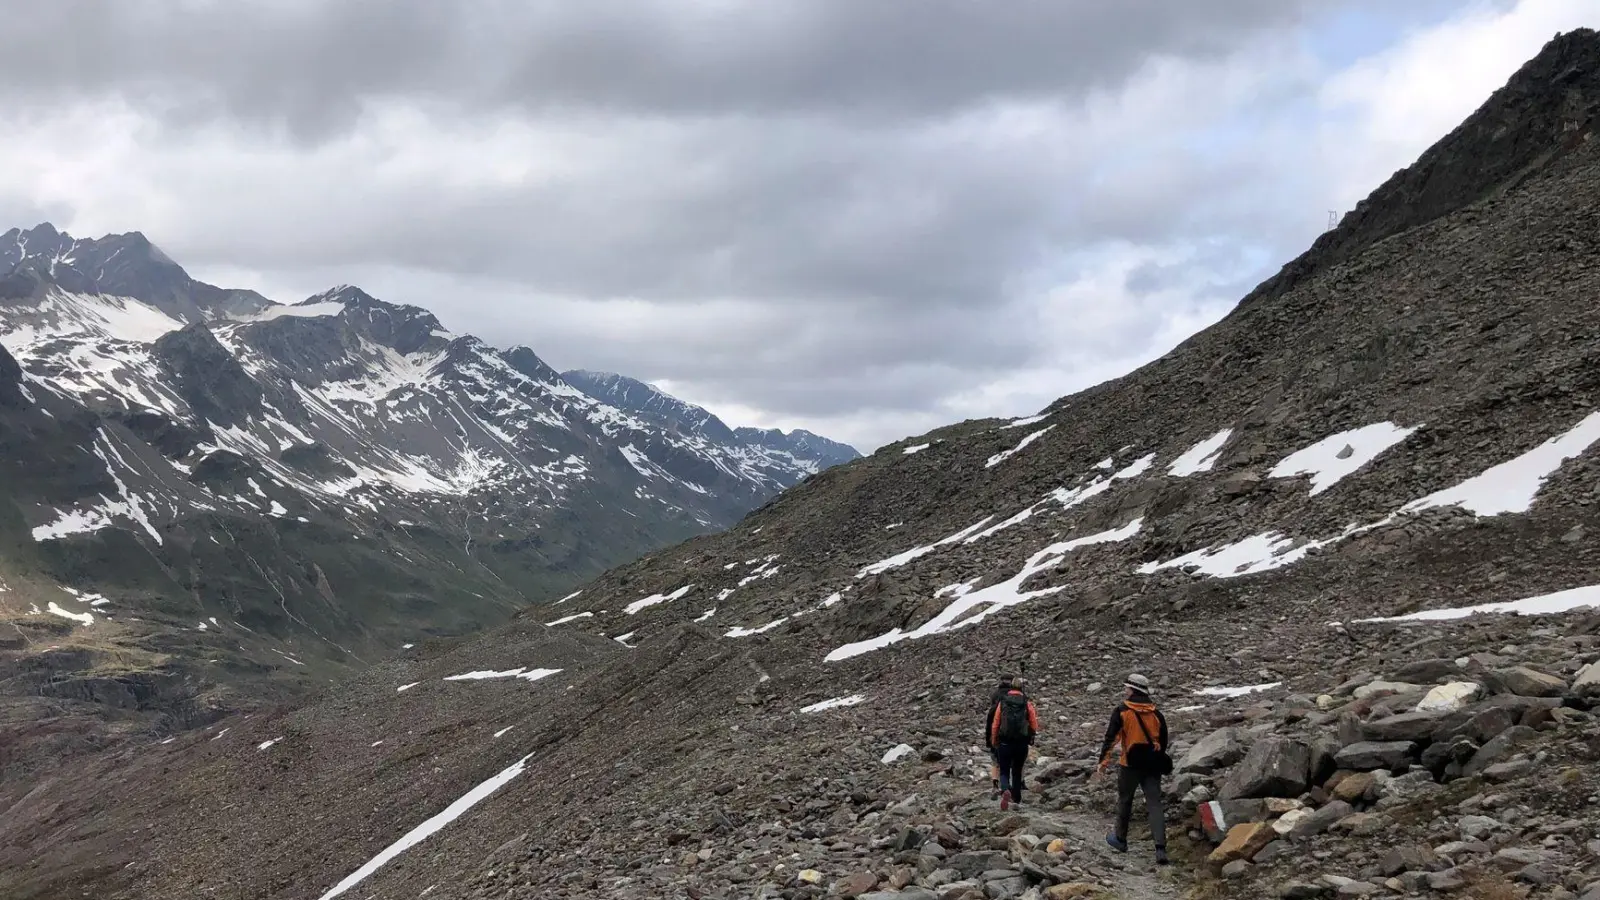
{"left": 1094, "top": 673, "right": 1172, "bottom": 864}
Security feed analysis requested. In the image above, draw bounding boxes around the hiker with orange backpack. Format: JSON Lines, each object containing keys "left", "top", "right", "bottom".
{"left": 986, "top": 676, "right": 1038, "bottom": 810}
{"left": 1094, "top": 673, "right": 1172, "bottom": 865}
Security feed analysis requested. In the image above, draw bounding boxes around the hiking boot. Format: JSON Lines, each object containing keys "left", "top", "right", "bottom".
{"left": 999, "top": 790, "right": 1012, "bottom": 811}
{"left": 1105, "top": 834, "right": 1128, "bottom": 853}
{"left": 1155, "top": 846, "right": 1169, "bottom": 865}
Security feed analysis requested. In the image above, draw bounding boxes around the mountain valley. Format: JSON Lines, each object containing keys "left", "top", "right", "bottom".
{"left": 9, "top": 26, "right": 1600, "bottom": 900}
{"left": 0, "top": 223, "right": 858, "bottom": 783}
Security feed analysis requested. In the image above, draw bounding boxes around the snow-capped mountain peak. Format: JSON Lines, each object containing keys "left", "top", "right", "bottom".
{"left": 1, "top": 222, "right": 271, "bottom": 322}
{"left": 0, "top": 234, "right": 859, "bottom": 760}
{"left": 0, "top": 235, "right": 860, "bottom": 617}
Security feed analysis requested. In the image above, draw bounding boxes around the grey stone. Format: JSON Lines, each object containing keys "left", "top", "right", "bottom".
{"left": 1459, "top": 815, "right": 1500, "bottom": 840}
{"left": 1221, "top": 859, "right": 1252, "bottom": 878}
{"left": 1360, "top": 711, "right": 1444, "bottom": 743}
{"left": 947, "top": 851, "right": 1009, "bottom": 879}
{"left": 1463, "top": 726, "right": 1538, "bottom": 777}
{"left": 1493, "top": 846, "right": 1547, "bottom": 867}
{"left": 1220, "top": 736, "right": 1312, "bottom": 800}
{"left": 1178, "top": 726, "right": 1248, "bottom": 775}
{"left": 1482, "top": 758, "right": 1533, "bottom": 782}
{"left": 1378, "top": 844, "right": 1440, "bottom": 876}
{"left": 1334, "top": 740, "right": 1416, "bottom": 771}
{"left": 1288, "top": 800, "right": 1354, "bottom": 841}
{"left": 981, "top": 875, "right": 1027, "bottom": 899}
{"left": 1493, "top": 666, "right": 1568, "bottom": 697}
{"left": 1573, "top": 661, "right": 1600, "bottom": 699}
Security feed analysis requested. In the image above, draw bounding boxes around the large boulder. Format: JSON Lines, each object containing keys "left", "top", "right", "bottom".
{"left": 1287, "top": 800, "right": 1355, "bottom": 841}
{"left": 1416, "top": 682, "right": 1482, "bottom": 713}
{"left": 1573, "top": 661, "right": 1600, "bottom": 699}
{"left": 1335, "top": 740, "right": 1418, "bottom": 772}
{"left": 1208, "top": 822, "right": 1278, "bottom": 867}
{"left": 1361, "top": 711, "right": 1445, "bottom": 743}
{"left": 1392, "top": 658, "right": 1467, "bottom": 683}
{"left": 1178, "top": 727, "right": 1249, "bottom": 775}
{"left": 1309, "top": 734, "right": 1340, "bottom": 785}
{"left": 1433, "top": 695, "right": 1560, "bottom": 744}
{"left": 1462, "top": 726, "right": 1538, "bottom": 778}
{"left": 1353, "top": 680, "right": 1425, "bottom": 701}
{"left": 1492, "top": 666, "right": 1567, "bottom": 698}
{"left": 1219, "top": 737, "right": 1311, "bottom": 800}
{"left": 946, "top": 851, "right": 1008, "bottom": 879}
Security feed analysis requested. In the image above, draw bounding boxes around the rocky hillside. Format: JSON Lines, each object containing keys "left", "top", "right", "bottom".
{"left": 9, "top": 27, "right": 1600, "bottom": 900}
{"left": 0, "top": 227, "right": 856, "bottom": 783}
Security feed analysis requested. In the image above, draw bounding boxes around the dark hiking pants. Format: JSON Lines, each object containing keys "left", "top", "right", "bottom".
{"left": 994, "top": 742, "right": 1029, "bottom": 802}
{"left": 1114, "top": 765, "right": 1166, "bottom": 847}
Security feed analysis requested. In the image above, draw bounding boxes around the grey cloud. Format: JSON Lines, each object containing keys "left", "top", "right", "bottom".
{"left": 161, "top": 102, "right": 1309, "bottom": 312}
{"left": 329, "top": 267, "right": 1037, "bottom": 420}
{"left": 1123, "top": 240, "right": 1273, "bottom": 299}
{"left": 4, "top": 0, "right": 1337, "bottom": 135}
{"left": 4, "top": 0, "right": 1407, "bottom": 450}
{"left": 156, "top": 115, "right": 1061, "bottom": 307}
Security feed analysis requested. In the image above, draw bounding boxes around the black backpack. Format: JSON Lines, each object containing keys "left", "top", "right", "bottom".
{"left": 996, "top": 692, "right": 1031, "bottom": 743}
{"left": 1125, "top": 707, "right": 1174, "bottom": 777}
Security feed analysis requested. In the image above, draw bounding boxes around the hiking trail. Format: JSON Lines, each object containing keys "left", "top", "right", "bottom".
{"left": 951, "top": 776, "right": 1185, "bottom": 899}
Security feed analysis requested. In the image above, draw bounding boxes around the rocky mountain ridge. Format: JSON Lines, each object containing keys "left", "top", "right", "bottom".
{"left": 8, "top": 26, "right": 1600, "bottom": 900}
{"left": 0, "top": 225, "right": 858, "bottom": 782}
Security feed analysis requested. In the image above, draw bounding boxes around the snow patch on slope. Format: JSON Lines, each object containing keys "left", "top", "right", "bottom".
{"left": 315, "top": 753, "right": 534, "bottom": 900}
{"left": 443, "top": 667, "right": 562, "bottom": 683}
{"left": 1356, "top": 583, "right": 1600, "bottom": 623}
{"left": 237, "top": 302, "right": 345, "bottom": 322}
{"left": 546, "top": 612, "right": 594, "bottom": 626}
{"left": 624, "top": 584, "right": 695, "bottom": 615}
{"left": 0, "top": 289, "right": 184, "bottom": 346}
{"left": 1141, "top": 411, "right": 1600, "bottom": 579}
{"left": 30, "top": 429, "right": 166, "bottom": 544}
{"left": 985, "top": 425, "right": 1054, "bottom": 468}
{"left": 47, "top": 601, "right": 94, "bottom": 626}
{"left": 1270, "top": 422, "right": 1419, "bottom": 495}
{"left": 829, "top": 518, "right": 1143, "bottom": 662}
{"left": 858, "top": 516, "right": 996, "bottom": 578}
{"left": 725, "top": 617, "right": 787, "bottom": 638}
{"left": 1403, "top": 411, "right": 1600, "bottom": 516}
{"left": 801, "top": 695, "right": 866, "bottom": 713}
{"left": 1169, "top": 429, "right": 1233, "bottom": 476}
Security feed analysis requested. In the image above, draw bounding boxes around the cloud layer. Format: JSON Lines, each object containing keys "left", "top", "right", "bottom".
{"left": 1, "top": 0, "right": 1593, "bottom": 449}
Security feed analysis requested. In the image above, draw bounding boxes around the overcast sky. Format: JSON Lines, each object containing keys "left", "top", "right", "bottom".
{"left": 1, "top": 0, "right": 1594, "bottom": 451}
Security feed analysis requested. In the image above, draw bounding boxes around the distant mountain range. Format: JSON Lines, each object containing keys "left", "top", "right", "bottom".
{"left": 0, "top": 223, "right": 858, "bottom": 771}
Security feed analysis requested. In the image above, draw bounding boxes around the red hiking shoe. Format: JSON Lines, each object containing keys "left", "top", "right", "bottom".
{"left": 999, "top": 790, "right": 1011, "bottom": 811}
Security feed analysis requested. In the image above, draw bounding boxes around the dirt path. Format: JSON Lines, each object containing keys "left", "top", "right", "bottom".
{"left": 960, "top": 787, "right": 1186, "bottom": 898}
{"left": 1026, "top": 808, "right": 1180, "bottom": 898}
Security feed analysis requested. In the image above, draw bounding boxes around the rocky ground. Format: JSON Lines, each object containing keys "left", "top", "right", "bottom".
{"left": 5, "top": 521, "right": 1599, "bottom": 900}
